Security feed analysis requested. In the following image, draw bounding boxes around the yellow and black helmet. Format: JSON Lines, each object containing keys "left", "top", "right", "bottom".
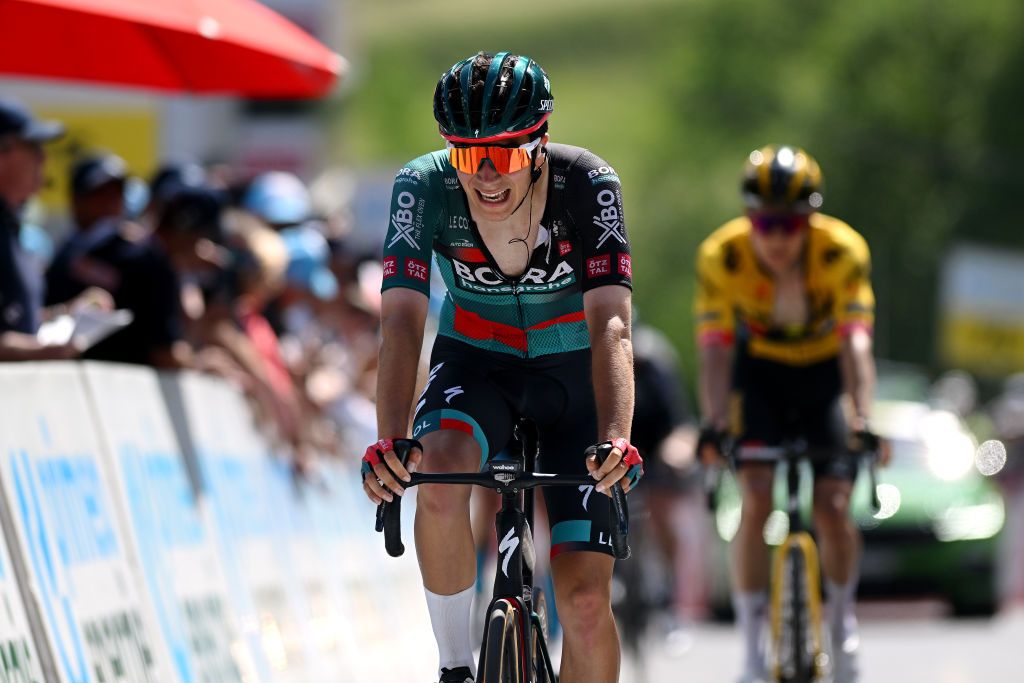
{"left": 741, "top": 144, "right": 824, "bottom": 213}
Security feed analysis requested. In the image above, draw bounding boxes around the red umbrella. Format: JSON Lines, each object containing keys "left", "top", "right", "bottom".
{"left": 0, "top": 0, "right": 345, "bottom": 98}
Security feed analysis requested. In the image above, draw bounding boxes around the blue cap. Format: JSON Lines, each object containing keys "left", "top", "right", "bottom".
{"left": 0, "top": 98, "right": 64, "bottom": 142}
{"left": 279, "top": 225, "right": 339, "bottom": 301}
{"left": 242, "top": 171, "right": 312, "bottom": 226}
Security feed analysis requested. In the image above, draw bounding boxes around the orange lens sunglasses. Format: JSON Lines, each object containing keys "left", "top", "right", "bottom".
{"left": 447, "top": 137, "right": 542, "bottom": 175}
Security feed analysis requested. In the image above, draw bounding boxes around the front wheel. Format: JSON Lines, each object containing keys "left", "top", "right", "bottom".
{"left": 480, "top": 599, "right": 523, "bottom": 683}
{"left": 531, "top": 588, "right": 557, "bottom": 683}
{"left": 770, "top": 532, "right": 826, "bottom": 683}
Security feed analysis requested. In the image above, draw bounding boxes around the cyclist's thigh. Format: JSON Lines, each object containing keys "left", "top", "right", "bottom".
{"left": 412, "top": 337, "right": 517, "bottom": 470}
{"left": 522, "top": 350, "right": 616, "bottom": 559}
{"left": 731, "top": 385, "right": 785, "bottom": 468}
{"left": 805, "top": 392, "right": 858, "bottom": 483}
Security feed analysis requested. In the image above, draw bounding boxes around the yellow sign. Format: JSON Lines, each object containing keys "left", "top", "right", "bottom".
{"left": 34, "top": 107, "right": 158, "bottom": 216}
{"left": 941, "top": 315, "right": 1024, "bottom": 376}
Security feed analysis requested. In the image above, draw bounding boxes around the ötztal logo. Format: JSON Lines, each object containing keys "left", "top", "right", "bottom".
{"left": 405, "top": 257, "right": 428, "bottom": 282}
{"left": 593, "top": 189, "right": 625, "bottom": 248}
{"left": 618, "top": 254, "right": 632, "bottom": 278}
{"left": 587, "top": 255, "right": 611, "bottom": 278}
{"left": 383, "top": 256, "right": 397, "bottom": 278}
{"left": 559, "top": 241, "right": 573, "bottom": 257}
{"left": 389, "top": 191, "right": 419, "bottom": 250}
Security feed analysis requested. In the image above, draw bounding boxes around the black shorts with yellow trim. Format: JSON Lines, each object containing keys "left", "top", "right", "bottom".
{"left": 730, "top": 350, "right": 858, "bottom": 482}
{"left": 412, "top": 335, "right": 616, "bottom": 558}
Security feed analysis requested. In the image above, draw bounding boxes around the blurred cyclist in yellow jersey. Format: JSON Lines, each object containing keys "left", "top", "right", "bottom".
{"left": 695, "top": 145, "right": 888, "bottom": 683}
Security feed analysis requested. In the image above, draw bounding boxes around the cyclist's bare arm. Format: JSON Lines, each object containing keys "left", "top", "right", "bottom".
{"left": 839, "top": 328, "right": 874, "bottom": 430}
{"left": 698, "top": 342, "right": 734, "bottom": 462}
{"left": 365, "top": 287, "right": 428, "bottom": 503}
{"left": 583, "top": 285, "right": 634, "bottom": 492}
{"left": 839, "top": 327, "right": 891, "bottom": 463}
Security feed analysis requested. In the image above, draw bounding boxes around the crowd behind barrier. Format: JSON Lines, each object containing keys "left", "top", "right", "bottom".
{"left": 0, "top": 361, "right": 433, "bottom": 683}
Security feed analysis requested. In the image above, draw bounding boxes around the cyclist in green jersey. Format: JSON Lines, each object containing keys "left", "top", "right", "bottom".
{"left": 360, "top": 52, "right": 642, "bottom": 683}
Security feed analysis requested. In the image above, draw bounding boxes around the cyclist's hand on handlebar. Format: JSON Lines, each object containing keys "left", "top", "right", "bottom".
{"left": 361, "top": 438, "right": 422, "bottom": 504}
{"left": 697, "top": 425, "right": 729, "bottom": 467}
{"left": 586, "top": 437, "right": 644, "bottom": 495}
{"left": 848, "top": 427, "right": 891, "bottom": 467}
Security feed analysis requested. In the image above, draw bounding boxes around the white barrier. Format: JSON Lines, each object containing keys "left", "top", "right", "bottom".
{"left": 0, "top": 363, "right": 172, "bottom": 683}
{"left": 0, "top": 363, "right": 437, "bottom": 682}
{"left": 82, "top": 363, "right": 253, "bottom": 683}
{"left": 0, "top": 504, "right": 44, "bottom": 683}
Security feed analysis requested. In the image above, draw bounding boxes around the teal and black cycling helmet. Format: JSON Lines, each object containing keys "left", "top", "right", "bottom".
{"left": 433, "top": 51, "right": 553, "bottom": 144}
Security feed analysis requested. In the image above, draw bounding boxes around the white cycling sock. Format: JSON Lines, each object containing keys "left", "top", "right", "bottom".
{"left": 425, "top": 584, "right": 477, "bottom": 678}
{"left": 733, "top": 590, "right": 768, "bottom": 675}
{"left": 825, "top": 577, "right": 859, "bottom": 647}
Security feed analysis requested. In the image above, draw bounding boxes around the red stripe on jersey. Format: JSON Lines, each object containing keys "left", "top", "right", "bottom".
{"left": 440, "top": 418, "right": 474, "bottom": 435}
{"left": 453, "top": 304, "right": 528, "bottom": 353}
{"left": 528, "top": 310, "right": 586, "bottom": 331}
{"left": 451, "top": 246, "right": 487, "bottom": 263}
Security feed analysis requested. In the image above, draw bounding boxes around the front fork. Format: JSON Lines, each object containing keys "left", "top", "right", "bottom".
{"left": 479, "top": 495, "right": 538, "bottom": 677}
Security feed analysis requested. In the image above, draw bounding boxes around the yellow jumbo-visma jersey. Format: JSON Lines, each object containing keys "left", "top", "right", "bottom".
{"left": 695, "top": 213, "right": 875, "bottom": 366}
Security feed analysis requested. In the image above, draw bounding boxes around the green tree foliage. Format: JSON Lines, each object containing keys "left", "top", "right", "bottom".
{"left": 340, "top": 0, "right": 1024, "bottom": 386}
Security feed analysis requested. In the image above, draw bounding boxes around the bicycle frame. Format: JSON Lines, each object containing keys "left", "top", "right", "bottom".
{"left": 769, "top": 441, "right": 825, "bottom": 682}
{"left": 374, "top": 426, "right": 630, "bottom": 682}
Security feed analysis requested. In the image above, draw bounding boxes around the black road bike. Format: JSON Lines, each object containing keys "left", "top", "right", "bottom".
{"left": 375, "top": 419, "right": 630, "bottom": 683}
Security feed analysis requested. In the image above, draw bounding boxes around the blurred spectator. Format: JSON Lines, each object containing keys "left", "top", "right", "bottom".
{"left": 45, "top": 152, "right": 189, "bottom": 368}
{"left": 0, "top": 99, "right": 111, "bottom": 361}
{"left": 990, "top": 373, "right": 1024, "bottom": 614}
{"left": 630, "top": 319, "right": 707, "bottom": 650}
{"left": 241, "top": 171, "right": 313, "bottom": 230}
{"left": 140, "top": 162, "right": 207, "bottom": 230}
{"left": 190, "top": 211, "right": 312, "bottom": 469}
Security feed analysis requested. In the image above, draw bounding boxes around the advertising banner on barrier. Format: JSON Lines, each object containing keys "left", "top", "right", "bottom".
{"left": 258, "top": 457, "right": 359, "bottom": 680}
{"left": 0, "top": 509, "right": 44, "bottom": 682}
{"left": 304, "top": 462, "right": 436, "bottom": 680}
{"left": 173, "top": 371, "right": 348, "bottom": 682}
{"left": 0, "top": 363, "right": 172, "bottom": 683}
{"left": 82, "top": 363, "right": 255, "bottom": 683}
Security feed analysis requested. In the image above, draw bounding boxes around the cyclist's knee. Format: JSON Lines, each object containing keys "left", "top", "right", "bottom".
{"left": 415, "top": 430, "right": 480, "bottom": 518}
{"left": 555, "top": 580, "right": 611, "bottom": 640}
{"left": 420, "top": 429, "right": 481, "bottom": 473}
{"left": 812, "top": 481, "right": 853, "bottom": 535}
{"left": 739, "top": 490, "right": 774, "bottom": 524}
{"left": 416, "top": 481, "right": 472, "bottom": 519}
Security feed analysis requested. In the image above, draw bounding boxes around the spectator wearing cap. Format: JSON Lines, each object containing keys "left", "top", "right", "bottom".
{"left": 241, "top": 171, "right": 313, "bottom": 230}
{"left": 277, "top": 223, "right": 339, "bottom": 338}
{"left": 46, "top": 152, "right": 129, "bottom": 302}
{"left": 0, "top": 98, "right": 111, "bottom": 360}
{"left": 44, "top": 152, "right": 189, "bottom": 368}
{"left": 140, "top": 162, "right": 208, "bottom": 231}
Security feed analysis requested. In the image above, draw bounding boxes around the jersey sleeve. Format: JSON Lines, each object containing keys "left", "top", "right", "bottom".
{"left": 566, "top": 150, "right": 632, "bottom": 292}
{"left": 694, "top": 235, "right": 736, "bottom": 346}
{"left": 835, "top": 230, "right": 875, "bottom": 336}
{"left": 380, "top": 156, "right": 443, "bottom": 297}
